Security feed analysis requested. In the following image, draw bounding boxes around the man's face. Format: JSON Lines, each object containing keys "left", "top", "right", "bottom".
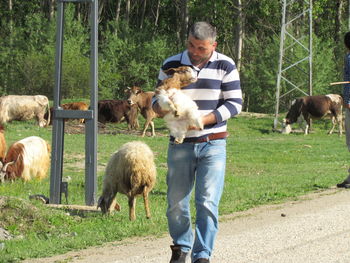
{"left": 187, "top": 35, "right": 217, "bottom": 66}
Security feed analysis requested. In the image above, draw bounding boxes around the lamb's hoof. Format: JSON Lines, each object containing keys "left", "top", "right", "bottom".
{"left": 175, "top": 138, "right": 184, "bottom": 144}
{"left": 173, "top": 111, "right": 179, "bottom": 117}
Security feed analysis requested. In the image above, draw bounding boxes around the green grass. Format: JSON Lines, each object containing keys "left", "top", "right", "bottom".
{"left": 0, "top": 114, "right": 348, "bottom": 262}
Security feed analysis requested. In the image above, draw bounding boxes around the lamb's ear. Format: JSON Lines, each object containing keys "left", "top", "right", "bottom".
{"left": 164, "top": 68, "right": 176, "bottom": 76}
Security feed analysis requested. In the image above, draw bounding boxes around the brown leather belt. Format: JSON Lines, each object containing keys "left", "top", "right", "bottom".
{"left": 170, "top": 132, "right": 229, "bottom": 143}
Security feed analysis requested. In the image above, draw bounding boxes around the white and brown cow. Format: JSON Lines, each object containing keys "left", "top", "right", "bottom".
{"left": 0, "top": 136, "right": 51, "bottom": 183}
{"left": 0, "top": 95, "right": 50, "bottom": 127}
{"left": 282, "top": 94, "right": 343, "bottom": 135}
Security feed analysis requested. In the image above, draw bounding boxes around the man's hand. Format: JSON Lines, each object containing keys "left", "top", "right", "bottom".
{"left": 188, "top": 113, "right": 217, "bottom": 131}
{"left": 345, "top": 104, "right": 350, "bottom": 109}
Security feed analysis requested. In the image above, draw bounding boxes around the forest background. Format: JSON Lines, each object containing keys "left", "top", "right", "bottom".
{"left": 0, "top": 0, "right": 348, "bottom": 113}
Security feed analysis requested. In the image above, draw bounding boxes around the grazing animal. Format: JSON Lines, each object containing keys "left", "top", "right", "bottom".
{"left": 282, "top": 94, "right": 343, "bottom": 135}
{"left": 0, "top": 95, "right": 50, "bottom": 127}
{"left": 62, "top": 102, "right": 89, "bottom": 124}
{"left": 97, "top": 99, "right": 139, "bottom": 130}
{"left": 97, "top": 141, "right": 156, "bottom": 221}
{"left": 46, "top": 102, "right": 89, "bottom": 125}
{"left": 125, "top": 86, "right": 158, "bottom": 136}
{"left": 0, "top": 125, "right": 6, "bottom": 161}
{"left": 0, "top": 136, "right": 51, "bottom": 183}
{"left": 156, "top": 66, "right": 203, "bottom": 143}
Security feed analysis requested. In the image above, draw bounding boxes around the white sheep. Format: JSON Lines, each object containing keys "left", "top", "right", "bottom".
{"left": 97, "top": 141, "right": 156, "bottom": 221}
{"left": 156, "top": 66, "right": 203, "bottom": 143}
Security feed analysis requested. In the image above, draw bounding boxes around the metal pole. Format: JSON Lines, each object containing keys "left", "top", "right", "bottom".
{"left": 274, "top": 0, "right": 287, "bottom": 129}
{"left": 309, "top": 0, "right": 313, "bottom": 96}
{"left": 50, "top": 1, "right": 65, "bottom": 204}
{"left": 50, "top": 0, "right": 98, "bottom": 206}
{"left": 85, "top": 0, "right": 98, "bottom": 206}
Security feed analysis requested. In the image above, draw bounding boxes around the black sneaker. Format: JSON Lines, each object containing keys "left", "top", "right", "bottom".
{"left": 194, "top": 259, "right": 210, "bottom": 263}
{"left": 170, "top": 245, "right": 188, "bottom": 263}
{"left": 337, "top": 180, "right": 350, "bottom": 188}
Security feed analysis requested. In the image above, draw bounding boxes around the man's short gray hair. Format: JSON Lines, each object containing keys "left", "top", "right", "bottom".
{"left": 189, "top": 22, "right": 217, "bottom": 43}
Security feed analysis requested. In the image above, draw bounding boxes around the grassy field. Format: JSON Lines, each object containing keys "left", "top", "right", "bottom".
{"left": 0, "top": 113, "right": 348, "bottom": 262}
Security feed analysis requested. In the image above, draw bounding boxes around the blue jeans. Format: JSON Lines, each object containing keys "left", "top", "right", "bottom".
{"left": 166, "top": 139, "right": 226, "bottom": 261}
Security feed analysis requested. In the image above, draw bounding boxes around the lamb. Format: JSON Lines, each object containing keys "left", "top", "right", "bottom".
{"left": 155, "top": 66, "right": 203, "bottom": 143}
{"left": 97, "top": 141, "right": 157, "bottom": 221}
{"left": 0, "top": 136, "right": 51, "bottom": 183}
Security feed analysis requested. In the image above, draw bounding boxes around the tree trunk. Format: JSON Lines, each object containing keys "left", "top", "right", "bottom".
{"left": 49, "top": 0, "right": 55, "bottom": 21}
{"left": 335, "top": 0, "right": 343, "bottom": 43}
{"left": 125, "top": 0, "right": 131, "bottom": 26}
{"left": 140, "top": 0, "right": 147, "bottom": 29}
{"left": 115, "top": 0, "right": 121, "bottom": 24}
{"left": 235, "top": 0, "right": 244, "bottom": 72}
{"left": 154, "top": 0, "right": 160, "bottom": 27}
{"left": 177, "top": 0, "right": 188, "bottom": 47}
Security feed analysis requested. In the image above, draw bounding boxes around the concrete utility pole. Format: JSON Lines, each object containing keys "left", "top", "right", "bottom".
{"left": 274, "top": 0, "right": 313, "bottom": 129}
{"left": 50, "top": 0, "right": 98, "bottom": 206}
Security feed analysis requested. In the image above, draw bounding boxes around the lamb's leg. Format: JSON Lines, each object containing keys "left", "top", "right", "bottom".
{"left": 143, "top": 187, "right": 151, "bottom": 219}
{"left": 195, "top": 117, "right": 204, "bottom": 130}
{"left": 128, "top": 196, "right": 136, "bottom": 221}
{"left": 175, "top": 136, "right": 185, "bottom": 144}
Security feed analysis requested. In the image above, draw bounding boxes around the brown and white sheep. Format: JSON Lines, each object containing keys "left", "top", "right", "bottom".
{"left": 156, "top": 66, "right": 203, "bottom": 143}
{"left": 0, "top": 136, "right": 51, "bottom": 183}
{"left": 97, "top": 141, "right": 156, "bottom": 221}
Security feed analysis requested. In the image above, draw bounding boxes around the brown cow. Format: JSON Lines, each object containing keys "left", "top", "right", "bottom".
{"left": 98, "top": 99, "right": 139, "bottom": 130}
{"left": 282, "top": 94, "right": 343, "bottom": 135}
{"left": 61, "top": 102, "right": 89, "bottom": 124}
{"left": 125, "top": 86, "right": 158, "bottom": 137}
{"left": 46, "top": 102, "right": 89, "bottom": 125}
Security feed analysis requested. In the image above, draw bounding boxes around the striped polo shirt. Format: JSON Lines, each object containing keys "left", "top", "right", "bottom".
{"left": 157, "top": 50, "right": 242, "bottom": 139}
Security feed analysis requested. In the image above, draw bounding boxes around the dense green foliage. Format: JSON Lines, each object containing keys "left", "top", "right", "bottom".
{"left": 0, "top": 113, "right": 348, "bottom": 262}
{"left": 0, "top": 0, "right": 348, "bottom": 112}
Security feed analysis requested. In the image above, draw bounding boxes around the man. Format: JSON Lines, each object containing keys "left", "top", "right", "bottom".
{"left": 153, "top": 21, "right": 242, "bottom": 263}
{"left": 337, "top": 31, "right": 350, "bottom": 188}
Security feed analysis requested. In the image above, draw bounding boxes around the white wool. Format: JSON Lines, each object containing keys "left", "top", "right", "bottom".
{"left": 157, "top": 88, "right": 203, "bottom": 143}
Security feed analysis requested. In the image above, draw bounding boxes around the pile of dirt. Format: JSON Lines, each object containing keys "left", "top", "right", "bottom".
{"left": 55, "top": 122, "right": 142, "bottom": 135}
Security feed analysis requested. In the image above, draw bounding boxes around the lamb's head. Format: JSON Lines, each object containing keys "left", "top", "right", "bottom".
{"left": 163, "top": 66, "right": 197, "bottom": 88}
{"left": 97, "top": 194, "right": 121, "bottom": 214}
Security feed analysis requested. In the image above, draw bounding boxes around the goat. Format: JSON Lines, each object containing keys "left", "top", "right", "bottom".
{"left": 0, "top": 136, "right": 51, "bottom": 183}
{"left": 97, "top": 141, "right": 156, "bottom": 221}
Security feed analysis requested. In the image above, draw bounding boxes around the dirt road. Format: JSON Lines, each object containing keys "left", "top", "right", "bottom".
{"left": 23, "top": 188, "right": 350, "bottom": 263}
